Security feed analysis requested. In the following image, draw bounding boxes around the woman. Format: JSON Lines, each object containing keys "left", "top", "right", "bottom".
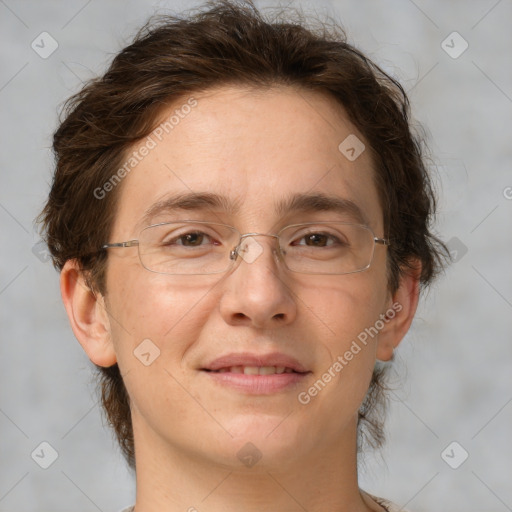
{"left": 38, "top": 1, "right": 448, "bottom": 510}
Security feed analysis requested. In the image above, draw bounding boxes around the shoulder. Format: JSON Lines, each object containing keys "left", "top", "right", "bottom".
{"left": 369, "top": 494, "right": 410, "bottom": 512}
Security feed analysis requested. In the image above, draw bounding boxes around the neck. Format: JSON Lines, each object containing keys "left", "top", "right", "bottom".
{"left": 130, "top": 414, "right": 383, "bottom": 512}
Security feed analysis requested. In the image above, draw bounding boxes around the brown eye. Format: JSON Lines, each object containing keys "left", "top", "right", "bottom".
{"left": 303, "top": 233, "right": 331, "bottom": 247}
{"left": 292, "top": 232, "right": 343, "bottom": 248}
{"left": 179, "top": 232, "right": 206, "bottom": 246}
{"left": 162, "top": 231, "right": 214, "bottom": 248}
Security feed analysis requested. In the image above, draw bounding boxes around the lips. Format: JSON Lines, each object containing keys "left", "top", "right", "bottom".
{"left": 201, "top": 352, "right": 309, "bottom": 374}
{"left": 210, "top": 366, "right": 298, "bottom": 375}
{"left": 203, "top": 367, "right": 310, "bottom": 395}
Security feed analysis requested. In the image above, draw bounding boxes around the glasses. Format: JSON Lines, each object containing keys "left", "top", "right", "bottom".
{"left": 101, "top": 220, "right": 390, "bottom": 276}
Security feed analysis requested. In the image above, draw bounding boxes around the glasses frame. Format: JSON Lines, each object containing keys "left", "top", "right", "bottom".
{"left": 101, "top": 220, "right": 390, "bottom": 276}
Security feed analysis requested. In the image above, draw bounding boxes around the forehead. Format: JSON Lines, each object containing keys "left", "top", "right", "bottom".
{"left": 111, "top": 85, "right": 383, "bottom": 237}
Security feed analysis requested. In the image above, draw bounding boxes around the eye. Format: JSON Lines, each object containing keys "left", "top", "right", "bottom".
{"left": 163, "top": 230, "right": 218, "bottom": 248}
{"left": 298, "top": 233, "right": 334, "bottom": 247}
{"left": 292, "top": 231, "right": 346, "bottom": 248}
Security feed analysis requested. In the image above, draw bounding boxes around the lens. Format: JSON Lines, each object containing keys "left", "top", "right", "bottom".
{"left": 138, "top": 221, "right": 240, "bottom": 275}
{"left": 278, "top": 222, "right": 375, "bottom": 275}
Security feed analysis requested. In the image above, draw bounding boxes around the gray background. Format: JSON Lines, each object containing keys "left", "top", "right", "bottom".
{"left": 1, "top": 0, "right": 511, "bottom": 511}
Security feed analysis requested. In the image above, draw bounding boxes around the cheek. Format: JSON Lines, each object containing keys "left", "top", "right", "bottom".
{"left": 279, "top": 277, "right": 388, "bottom": 445}
{"left": 293, "top": 276, "right": 387, "bottom": 415}
{"left": 104, "top": 275, "right": 228, "bottom": 457}
{"left": 106, "top": 263, "right": 218, "bottom": 368}
{"left": 297, "top": 271, "right": 388, "bottom": 348}
{"left": 299, "top": 274, "right": 387, "bottom": 391}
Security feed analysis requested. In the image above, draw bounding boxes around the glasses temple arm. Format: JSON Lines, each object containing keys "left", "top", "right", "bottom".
{"left": 102, "top": 240, "right": 140, "bottom": 249}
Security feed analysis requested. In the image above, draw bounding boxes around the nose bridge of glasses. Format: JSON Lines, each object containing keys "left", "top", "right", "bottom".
{"left": 239, "top": 232, "right": 280, "bottom": 242}
{"left": 231, "top": 232, "right": 282, "bottom": 265}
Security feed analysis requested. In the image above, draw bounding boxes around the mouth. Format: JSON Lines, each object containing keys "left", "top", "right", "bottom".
{"left": 202, "top": 366, "right": 305, "bottom": 375}
{"left": 200, "top": 365, "right": 310, "bottom": 394}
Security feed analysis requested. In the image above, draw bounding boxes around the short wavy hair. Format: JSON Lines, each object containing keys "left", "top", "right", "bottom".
{"left": 37, "top": 0, "right": 448, "bottom": 470}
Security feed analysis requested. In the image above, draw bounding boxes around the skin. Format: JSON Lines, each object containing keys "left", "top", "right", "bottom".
{"left": 61, "top": 85, "right": 420, "bottom": 512}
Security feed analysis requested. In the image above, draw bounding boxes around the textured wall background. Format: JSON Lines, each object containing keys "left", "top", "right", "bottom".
{"left": 1, "top": 1, "right": 511, "bottom": 511}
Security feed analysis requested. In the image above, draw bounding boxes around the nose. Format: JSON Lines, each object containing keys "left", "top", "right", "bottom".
{"left": 219, "top": 234, "right": 297, "bottom": 329}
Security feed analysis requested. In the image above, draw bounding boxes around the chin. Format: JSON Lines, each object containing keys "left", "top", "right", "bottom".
{"left": 211, "top": 413, "right": 313, "bottom": 466}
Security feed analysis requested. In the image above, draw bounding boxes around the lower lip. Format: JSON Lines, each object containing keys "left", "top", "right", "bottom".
{"left": 201, "top": 370, "right": 309, "bottom": 394}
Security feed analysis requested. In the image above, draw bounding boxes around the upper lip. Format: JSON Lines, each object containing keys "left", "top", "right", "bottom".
{"left": 201, "top": 352, "right": 309, "bottom": 373}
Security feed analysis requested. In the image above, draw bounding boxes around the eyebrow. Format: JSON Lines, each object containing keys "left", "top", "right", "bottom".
{"left": 139, "top": 191, "right": 368, "bottom": 228}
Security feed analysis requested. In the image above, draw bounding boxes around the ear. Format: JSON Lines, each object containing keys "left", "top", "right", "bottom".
{"left": 60, "top": 259, "right": 117, "bottom": 367}
{"left": 376, "top": 262, "right": 421, "bottom": 361}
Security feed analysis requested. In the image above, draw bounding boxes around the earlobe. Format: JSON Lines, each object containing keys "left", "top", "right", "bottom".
{"left": 60, "top": 260, "right": 117, "bottom": 367}
{"left": 376, "top": 263, "right": 421, "bottom": 361}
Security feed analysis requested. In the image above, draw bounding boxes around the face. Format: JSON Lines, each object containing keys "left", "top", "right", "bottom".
{"left": 102, "top": 85, "right": 395, "bottom": 470}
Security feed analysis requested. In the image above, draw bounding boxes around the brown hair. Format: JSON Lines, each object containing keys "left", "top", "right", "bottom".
{"left": 37, "top": 0, "right": 448, "bottom": 470}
